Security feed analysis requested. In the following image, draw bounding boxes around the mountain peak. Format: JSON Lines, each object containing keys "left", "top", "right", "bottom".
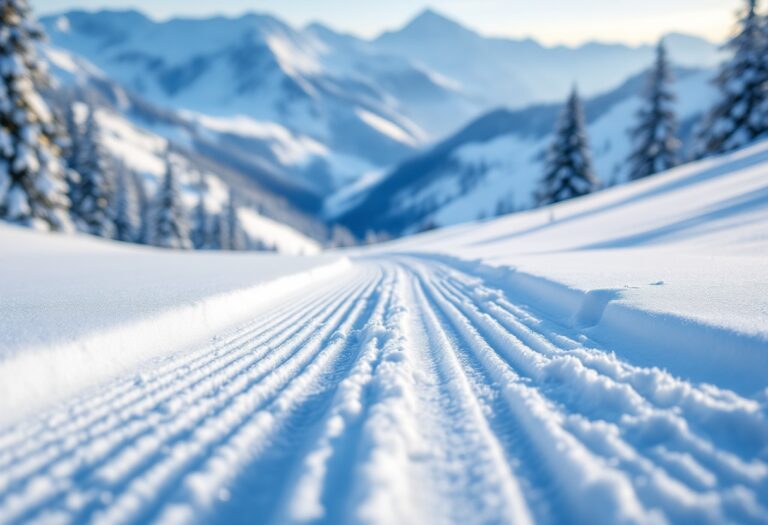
{"left": 402, "top": 8, "right": 471, "bottom": 36}
{"left": 375, "top": 7, "right": 475, "bottom": 45}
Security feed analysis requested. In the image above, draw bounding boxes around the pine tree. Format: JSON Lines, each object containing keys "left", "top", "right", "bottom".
{"left": 216, "top": 210, "right": 230, "bottom": 251}
{"left": 0, "top": 0, "right": 72, "bottom": 231}
{"left": 68, "top": 105, "right": 115, "bottom": 238}
{"left": 227, "top": 190, "right": 246, "bottom": 251}
{"left": 217, "top": 189, "right": 245, "bottom": 251}
{"left": 61, "top": 101, "right": 81, "bottom": 200}
{"left": 627, "top": 41, "right": 680, "bottom": 179}
{"left": 112, "top": 161, "right": 140, "bottom": 243}
{"left": 190, "top": 176, "right": 212, "bottom": 250}
{"left": 699, "top": 0, "right": 768, "bottom": 155}
{"left": 147, "top": 158, "right": 191, "bottom": 249}
{"left": 132, "top": 171, "right": 149, "bottom": 244}
{"left": 536, "top": 87, "right": 599, "bottom": 205}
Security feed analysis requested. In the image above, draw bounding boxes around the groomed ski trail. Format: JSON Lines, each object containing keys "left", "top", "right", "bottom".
{"left": 0, "top": 257, "right": 766, "bottom": 525}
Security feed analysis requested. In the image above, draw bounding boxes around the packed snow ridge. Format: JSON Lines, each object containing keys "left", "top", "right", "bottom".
{"left": 0, "top": 141, "right": 767, "bottom": 524}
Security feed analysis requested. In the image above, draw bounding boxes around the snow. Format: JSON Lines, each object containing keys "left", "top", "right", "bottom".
{"left": 383, "top": 139, "right": 768, "bottom": 394}
{"left": 238, "top": 208, "right": 321, "bottom": 255}
{"left": 323, "top": 167, "right": 389, "bottom": 219}
{"left": 1, "top": 139, "right": 767, "bottom": 523}
{"left": 93, "top": 107, "right": 322, "bottom": 254}
{"left": 97, "top": 108, "right": 169, "bottom": 176}
{"left": 0, "top": 224, "right": 346, "bottom": 423}
{"left": 355, "top": 108, "right": 419, "bottom": 147}
{"left": 190, "top": 114, "right": 328, "bottom": 167}
{"left": 186, "top": 112, "right": 375, "bottom": 189}
{"left": 328, "top": 70, "right": 718, "bottom": 227}
{"left": 43, "top": 47, "right": 78, "bottom": 75}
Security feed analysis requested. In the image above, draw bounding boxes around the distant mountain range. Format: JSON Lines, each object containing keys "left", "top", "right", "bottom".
{"left": 375, "top": 9, "right": 719, "bottom": 110}
{"left": 40, "top": 8, "right": 722, "bottom": 241}
{"left": 334, "top": 68, "right": 718, "bottom": 236}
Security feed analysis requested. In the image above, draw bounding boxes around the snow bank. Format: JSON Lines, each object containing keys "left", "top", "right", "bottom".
{"left": 419, "top": 254, "right": 767, "bottom": 396}
{"left": 0, "top": 225, "right": 349, "bottom": 424}
{"left": 382, "top": 140, "right": 768, "bottom": 395}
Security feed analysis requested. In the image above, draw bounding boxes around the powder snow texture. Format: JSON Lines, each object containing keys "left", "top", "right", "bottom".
{"left": 0, "top": 139, "right": 767, "bottom": 525}
{"left": 0, "top": 227, "right": 347, "bottom": 421}
{"left": 383, "top": 139, "right": 768, "bottom": 394}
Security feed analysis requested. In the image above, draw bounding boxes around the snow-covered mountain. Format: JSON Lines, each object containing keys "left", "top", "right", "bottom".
{"left": 373, "top": 9, "right": 720, "bottom": 110}
{"left": 41, "top": 9, "right": 719, "bottom": 175}
{"left": 46, "top": 48, "right": 328, "bottom": 251}
{"left": 334, "top": 68, "right": 718, "bottom": 236}
{"left": 2, "top": 135, "right": 766, "bottom": 523}
{"left": 41, "top": 10, "right": 439, "bottom": 178}
{"left": 40, "top": 8, "right": 722, "bottom": 241}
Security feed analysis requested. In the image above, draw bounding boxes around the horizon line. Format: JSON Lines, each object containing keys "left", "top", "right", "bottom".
{"left": 36, "top": 5, "right": 724, "bottom": 49}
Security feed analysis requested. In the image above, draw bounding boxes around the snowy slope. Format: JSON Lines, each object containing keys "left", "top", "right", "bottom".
{"left": 40, "top": 10, "right": 431, "bottom": 172}
{"left": 337, "top": 68, "right": 718, "bottom": 235}
{"left": 1, "top": 139, "right": 766, "bottom": 524}
{"left": 43, "top": 45, "right": 333, "bottom": 247}
{"left": 95, "top": 104, "right": 322, "bottom": 255}
{"left": 41, "top": 8, "right": 719, "bottom": 164}
{"left": 373, "top": 10, "right": 720, "bottom": 110}
{"left": 0, "top": 224, "right": 343, "bottom": 422}
{"left": 44, "top": 45, "right": 359, "bottom": 207}
{"left": 379, "top": 139, "right": 768, "bottom": 391}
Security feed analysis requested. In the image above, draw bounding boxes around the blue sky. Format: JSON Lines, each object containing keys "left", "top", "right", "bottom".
{"left": 32, "top": 0, "right": 741, "bottom": 45}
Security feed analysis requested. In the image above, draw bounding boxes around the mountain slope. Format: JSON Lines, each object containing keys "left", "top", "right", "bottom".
{"left": 336, "top": 68, "right": 718, "bottom": 236}
{"left": 1, "top": 139, "right": 766, "bottom": 524}
{"left": 40, "top": 8, "right": 723, "bottom": 240}
{"left": 42, "top": 8, "right": 720, "bottom": 168}
{"left": 374, "top": 9, "right": 720, "bottom": 110}
{"left": 46, "top": 47, "right": 328, "bottom": 250}
{"left": 41, "top": 10, "right": 443, "bottom": 172}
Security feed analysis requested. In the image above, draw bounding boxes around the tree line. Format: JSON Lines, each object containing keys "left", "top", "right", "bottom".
{"left": 2, "top": 0, "right": 767, "bottom": 241}
{"left": 0, "top": 0, "right": 261, "bottom": 251}
{"left": 535, "top": 0, "right": 768, "bottom": 206}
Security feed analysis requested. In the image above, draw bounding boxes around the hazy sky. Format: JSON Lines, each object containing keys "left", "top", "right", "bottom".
{"left": 32, "top": 0, "right": 741, "bottom": 46}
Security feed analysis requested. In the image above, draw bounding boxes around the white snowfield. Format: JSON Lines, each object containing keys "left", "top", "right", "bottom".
{"left": 1, "top": 142, "right": 767, "bottom": 525}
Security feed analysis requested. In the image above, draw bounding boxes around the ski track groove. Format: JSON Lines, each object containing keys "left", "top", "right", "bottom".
{"left": 0, "top": 268, "right": 364, "bottom": 473}
{"left": 1, "top": 257, "right": 766, "bottom": 525}
{"left": 407, "top": 256, "right": 768, "bottom": 525}
{"left": 405, "top": 266, "right": 539, "bottom": 525}
{"left": 268, "top": 263, "right": 401, "bottom": 525}
{"left": 133, "top": 267, "right": 387, "bottom": 525}
{"left": 433, "top": 262, "right": 768, "bottom": 487}
{"left": 0, "top": 266, "right": 364, "bottom": 487}
{"left": 0, "top": 266, "right": 377, "bottom": 524}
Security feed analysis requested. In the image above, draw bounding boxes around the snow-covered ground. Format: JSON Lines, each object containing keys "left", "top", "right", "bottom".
{"left": 0, "top": 141, "right": 766, "bottom": 524}
{"left": 383, "top": 140, "right": 768, "bottom": 394}
{"left": 0, "top": 227, "right": 344, "bottom": 423}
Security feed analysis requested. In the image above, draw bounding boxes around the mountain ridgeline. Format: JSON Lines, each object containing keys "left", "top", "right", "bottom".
{"left": 36, "top": 7, "right": 724, "bottom": 242}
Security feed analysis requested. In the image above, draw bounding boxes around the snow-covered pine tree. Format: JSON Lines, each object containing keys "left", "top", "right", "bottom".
{"left": 68, "top": 105, "right": 115, "bottom": 238}
{"left": 217, "top": 189, "right": 245, "bottom": 251}
{"left": 147, "top": 158, "right": 191, "bottom": 249}
{"left": 536, "top": 87, "right": 599, "bottom": 205}
{"left": 190, "top": 176, "right": 212, "bottom": 250}
{"left": 132, "top": 171, "right": 149, "bottom": 244}
{"left": 227, "top": 190, "right": 245, "bottom": 251}
{"left": 627, "top": 40, "right": 680, "bottom": 179}
{"left": 60, "top": 99, "right": 81, "bottom": 199}
{"left": 112, "top": 161, "right": 140, "bottom": 243}
{"left": 216, "top": 210, "right": 230, "bottom": 251}
{"left": 699, "top": 0, "right": 768, "bottom": 155}
{"left": 0, "top": 0, "right": 72, "bottom": 231}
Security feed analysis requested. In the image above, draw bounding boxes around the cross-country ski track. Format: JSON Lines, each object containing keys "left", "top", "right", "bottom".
{"left": 0, "top": 254, "right": 766, "bottom": 525}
